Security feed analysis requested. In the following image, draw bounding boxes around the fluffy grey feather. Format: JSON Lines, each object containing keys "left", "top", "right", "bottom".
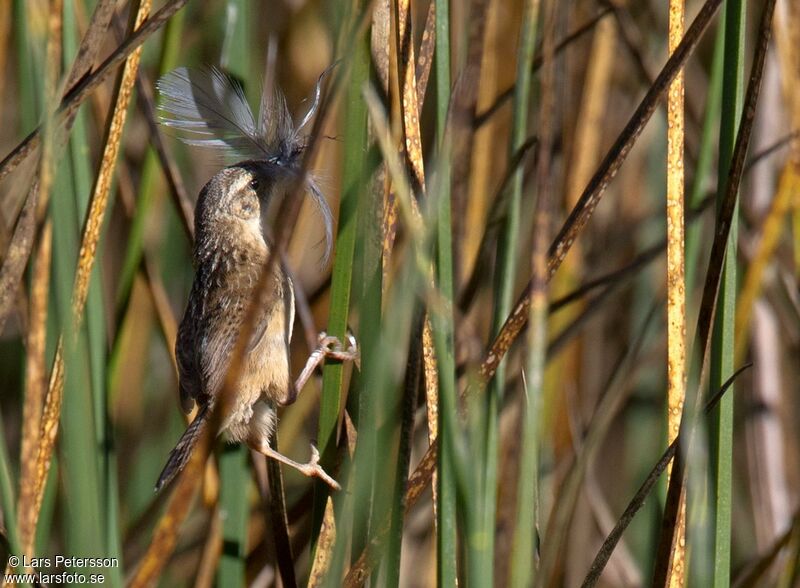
{"left": 158, "top": 67, "right": 267, "bottom": 158}
{"left": 157, "top": 66, "right": 334, "bottom": 261}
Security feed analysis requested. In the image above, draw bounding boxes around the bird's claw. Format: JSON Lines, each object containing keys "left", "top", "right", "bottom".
{"left": 294, "top": 331, "right": 360, "bottom": 395}
{"left": 317, "top": 331, "right": 360, "bottom": 367}
{"left": 306, "top": 444, "right": 340, "bottom": 490}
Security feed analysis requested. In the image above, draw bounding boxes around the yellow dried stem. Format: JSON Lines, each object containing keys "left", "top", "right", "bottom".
{"left": 422, "top": 322, "right": 439, "bottom": 443}
{"left": 422, "top": 317, "right": 440, "bottom": 535}
{"left": 72, "top": 1, "right": 150, "bottom": 326}
{"left": 734, "top": 162, "right": 799, "bottom": 363}
{"left": 396, "top": 0, "right": 424, "bottom": 191}
{"left": 26, "top": 338, "right": 64, "bottom": 556}
{"left": 666, "top": 0, "right": 686, "bottom": 586}
{"left": 772, "top": 2, "right": 800, "bottom": 280}
{"left": 17, "top": 222, "right": 51, "bottom": 547}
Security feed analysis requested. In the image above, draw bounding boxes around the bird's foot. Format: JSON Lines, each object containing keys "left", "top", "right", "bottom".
{"left": 316, "top": 331, "right": 360, "bottom": 366}
{"left": 301, "top": 445, "right": 341, "bottom": 491}
{"left": 256, "top": 442, "right": 340, "bottom": 491}
{"left": 294, "top": 331, "right": 360, "bottom": 393}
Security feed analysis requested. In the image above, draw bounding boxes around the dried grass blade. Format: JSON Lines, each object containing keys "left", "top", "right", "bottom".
{"left": 416, "top": 1, "right": 435, "bottom": 107}
{"left": 0, "top": 0, "right": 189, "bottom": 183}
{"left": 421, "top": 320, "right": 439, "bottom": 504}
{"left": 308, "top": 497, "right": 337, "bottom": 587}
{"left": 394, "top": 0, "right": 440, "bottom": 551}
{"left": 0, "top": 182, "right": 38, "bottom": 333}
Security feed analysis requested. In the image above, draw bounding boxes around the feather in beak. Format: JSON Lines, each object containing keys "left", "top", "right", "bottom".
{"left": 157, "top": 65, "right": 335, "bottom": 264}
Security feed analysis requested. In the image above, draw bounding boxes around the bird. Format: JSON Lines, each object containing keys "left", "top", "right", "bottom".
{"left": 153, "top": 66, "right": 346, "bottom": 492}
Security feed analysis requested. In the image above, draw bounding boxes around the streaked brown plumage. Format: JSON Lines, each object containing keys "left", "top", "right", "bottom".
{"left": 156, "top": 161, "right": 304, "bottom": 491}
{"left": 154, "top": 66, "right": 342, "bottom": 492}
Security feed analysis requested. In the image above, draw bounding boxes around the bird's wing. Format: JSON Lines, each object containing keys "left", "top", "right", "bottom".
{"left": 189, "top": 264, "right": 293, "bottom": 404}
{"left": 176, "top": 280, "right": 202, "bottom": 413}
{"left": 196, "top": 283, "right": 249, "bottom": 403}
{"left": 244, "top": 266, "right": 294, "bottom": 355}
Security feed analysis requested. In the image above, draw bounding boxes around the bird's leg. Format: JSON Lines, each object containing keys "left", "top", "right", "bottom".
{"left": 294, "top": 331, "right": 359, "bottom": 393}
{"left": 252, "top": 442, "right": 340, "bottom": 490}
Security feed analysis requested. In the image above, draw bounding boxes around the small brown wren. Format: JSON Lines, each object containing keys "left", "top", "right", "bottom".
{"left": 155, "top": 161, "right": 339, "bottom": 491}
{"left": 153, "top": 67, "right": 345, "bottom": 492}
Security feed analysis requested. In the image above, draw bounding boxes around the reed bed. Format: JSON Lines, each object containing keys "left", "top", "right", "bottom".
{"left": 0, "top": 0, "right": 798, "bottom": 586}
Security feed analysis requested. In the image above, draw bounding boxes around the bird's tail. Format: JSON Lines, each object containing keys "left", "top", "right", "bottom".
{"left": 155, "top": 405, "right": 210, "bottom": 492}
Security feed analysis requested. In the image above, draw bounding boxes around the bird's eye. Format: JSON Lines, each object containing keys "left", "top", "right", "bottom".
{"left": 249, "top": 178, "right": 260, "bottom": 191}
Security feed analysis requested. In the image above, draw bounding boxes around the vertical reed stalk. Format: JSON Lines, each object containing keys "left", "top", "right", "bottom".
{"left": 312, "top": 4, "right": 369, "bottom": 552}
{"left": 666, "top": 0, "right": 687, "bottom": 585}
{"left": 486, "top": 0, "right": 539, "bottom": 584}
{"left": 431, "top": 1, "right": 459, "bottom": 585}
{"left": 511, "top": 0, "right": 551, "bottom": 584}
{"left": 711, "top": 2, "right": 746, "bottom": 586}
